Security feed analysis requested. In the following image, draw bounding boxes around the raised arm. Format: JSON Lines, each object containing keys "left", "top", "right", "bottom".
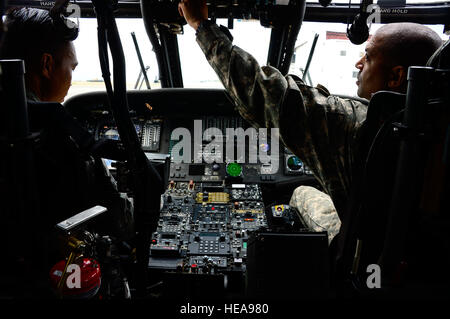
{"left": 178, "top": 0, "right": 287, "bottom": 130}
{"left": 178, "top": 0, "right": 368, "bottom": 217}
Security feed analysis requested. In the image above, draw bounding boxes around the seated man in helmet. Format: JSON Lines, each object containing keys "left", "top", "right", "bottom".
{"left": 0, "top": 8, "right": 132, "bottom": 295}
{"left": 1, "top": 6, "right": 129, "bottom": 228}
{"left": 1, "top": 7, "right": 78, "bottom": 103}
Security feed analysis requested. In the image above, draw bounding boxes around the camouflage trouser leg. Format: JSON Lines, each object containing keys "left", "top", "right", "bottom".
{"left": 289, "top": 185, "right": 341, "bottom": 244}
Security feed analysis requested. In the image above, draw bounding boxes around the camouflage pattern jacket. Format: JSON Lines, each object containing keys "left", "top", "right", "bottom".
{"left": 197, "top": 23, "right": 368, "bottom": 218}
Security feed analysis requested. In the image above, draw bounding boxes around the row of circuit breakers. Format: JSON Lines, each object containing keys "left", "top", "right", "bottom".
{"left": 148, "top": 181, "right": 294, "bottom": 274}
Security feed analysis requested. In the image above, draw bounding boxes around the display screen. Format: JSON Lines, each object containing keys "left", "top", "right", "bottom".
{"left": 103, "top": 128, "right": 120, "bottom": 140}
{"left": 189, "top": 164, "right": 205, "bottom": 176}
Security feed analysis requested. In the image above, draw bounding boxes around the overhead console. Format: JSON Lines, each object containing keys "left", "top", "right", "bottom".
{"left": 70, "top": 1, "right": 450, "bottom": 25}
{"left": 140, "top": 0, "right": 305, "bottom": 26}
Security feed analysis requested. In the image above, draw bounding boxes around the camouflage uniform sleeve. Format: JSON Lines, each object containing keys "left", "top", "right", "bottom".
{"left": 289, "top": 185, "right": 341, "bottom": 244}
{"left": 279, "top": 77, "right": 368, "bottom": 216}
{"left": 196, "top": 23, "right": 286, "bottom": 130}
{"left": 197, "top": 24, "right": 368, "bottom": 216}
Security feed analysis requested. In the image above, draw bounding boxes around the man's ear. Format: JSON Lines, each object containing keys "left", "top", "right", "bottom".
{"left": 40, "top": 53, "right": 54, "bottom": 79}
{"left": 387, "top": 65, "right": 407, "bottom": 91}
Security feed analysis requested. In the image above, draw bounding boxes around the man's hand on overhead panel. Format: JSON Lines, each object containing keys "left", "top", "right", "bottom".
{"left": 178, "top": 0, "right": 208, "bottom": 30}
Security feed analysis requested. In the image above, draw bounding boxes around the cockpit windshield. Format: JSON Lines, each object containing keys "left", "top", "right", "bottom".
{"left": 69, "top": 16, "right": 446, "bottom": 99}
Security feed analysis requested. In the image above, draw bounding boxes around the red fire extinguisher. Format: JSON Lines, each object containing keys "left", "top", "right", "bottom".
{"left": 49, "top": 258, "right": 101, "bottom": 299}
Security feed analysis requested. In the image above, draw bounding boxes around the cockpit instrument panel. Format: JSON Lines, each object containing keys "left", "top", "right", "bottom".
{"left": 96, "top": 118, "right": 163, "bottom": 152}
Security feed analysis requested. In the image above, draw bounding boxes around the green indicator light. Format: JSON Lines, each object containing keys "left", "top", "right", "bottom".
{"left": 226, "top": 162, "right": 242, "bottom": 177}
{"left": 243, "top": 242, "right": 247, "bottom": 249}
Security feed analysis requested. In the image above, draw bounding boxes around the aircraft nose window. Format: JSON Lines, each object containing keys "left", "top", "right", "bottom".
{"left": 69, "top": 18, "right": 160, "bottom": 98}
{"left": 69, "top": 18, "right": 446, "bottom": 99}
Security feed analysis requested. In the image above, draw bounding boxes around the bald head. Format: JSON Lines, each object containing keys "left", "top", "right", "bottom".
{"left": 355, "top": 23, "right": 443, "bottom": 99}
{"left": 374, "top": 23, "right": 443, "bottom": 69}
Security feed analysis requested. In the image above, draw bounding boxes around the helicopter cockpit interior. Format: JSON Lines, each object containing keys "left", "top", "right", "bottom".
{"left": 0, "top": 0, "right": 449, "bottom": 308}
